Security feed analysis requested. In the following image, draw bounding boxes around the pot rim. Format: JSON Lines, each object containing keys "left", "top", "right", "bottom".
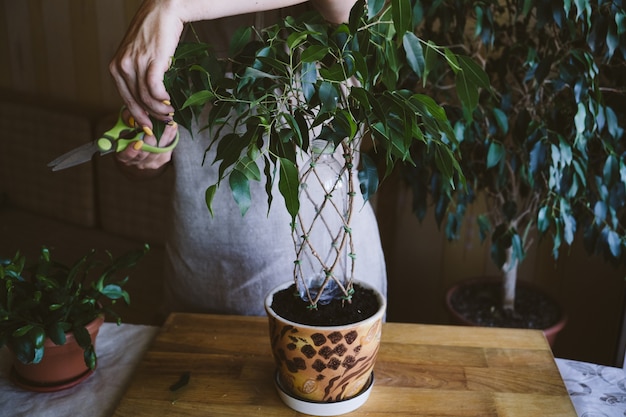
{"left": 264, "top": 279, "right": 386, "bottom": 330}
{"left": 445, "top": 276, "right": 568, "bottom": 331}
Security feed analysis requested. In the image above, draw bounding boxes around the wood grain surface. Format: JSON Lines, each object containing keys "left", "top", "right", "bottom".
{"left": 112, "top": 313, "right": 576, "bottom": 416}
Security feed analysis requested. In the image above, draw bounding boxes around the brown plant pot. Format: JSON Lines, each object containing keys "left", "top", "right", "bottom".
{"left": 265, "top": 280, "right": 385, "bottom": 415}
{"left": 445, "top": 277, "right": 567, "bottom": 347}
{"left": 10, "top": 315, "right": 105, "bottom": 392}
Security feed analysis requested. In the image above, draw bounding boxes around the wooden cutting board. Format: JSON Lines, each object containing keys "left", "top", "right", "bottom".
{"left": 113, "top": 313, "right": 576, "bottom": 416}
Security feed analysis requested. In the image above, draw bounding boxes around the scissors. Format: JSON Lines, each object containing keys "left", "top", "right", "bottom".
{"left": 48, "top": 107, "right": 179, "bottom": 171}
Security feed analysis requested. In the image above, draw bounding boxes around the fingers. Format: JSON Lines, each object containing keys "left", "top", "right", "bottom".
{"left": 115, "top": 120, "right": 178, "bottom": 172}
{"left": 110, "top": 58, "right": 174, "bottom": 129}
{"left": 108, "top": 1, "right": 183, "bottom": 127}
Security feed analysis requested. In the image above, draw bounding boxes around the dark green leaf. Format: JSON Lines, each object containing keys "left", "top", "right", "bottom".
{"left": 229, "top": 169, "right": 252, "bottom": 216}
{"left": 392, "top": 0, "right": 412, "bottom": 35}
{"left": 181, "top": 91, "right": 215, "bottom": 109}
{"left": 84, "top": 346, "right": 96, "bottom": 370}
{"left": 358, "top": 153, "right": 379, "bottom": 203}
{"left": 487, "top": 141, "right": 505, "bottom": 168}
{"left": 205, "top": 184, "right": 217, "bottom": 217}
{"left": 73, "top": 326, "right": 92, "bottom": 350}
{"left": 537, "top": 206, "right": 550, "bottom": 233}
{"left": 477, "top": 214, "right": 491, "bottom": 242}
{"left": 402, "top": 32, "right": 424, "bottom": 78}
{"left": 47, "top": 322, "right": 67, "bottom": 346}
{"left": 101, "top": 284, "right": 127, "bottom": 300}
{"left": 492, "top": 108, "right": 509, "bottom": 135}
{"left": 368, "top": 0, "right": 386, "bottom": 19}
{"left": 278, "top": 158, "right": 300, "bottom": 226}
{"left": 229, "top": 26, "right": 252, "bottom": 56}
{"left": 606, "top": 228, "right": 622, "bottom": 257}
{"left": 319, "top": 81, "right": 339, "bottom": 113}
{"left": 301, "top": 45, "right": 329, "bottom": 62}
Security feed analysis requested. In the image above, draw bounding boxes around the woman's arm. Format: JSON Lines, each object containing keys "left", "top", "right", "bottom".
{"left": 110, "top": 0, "right": 356, "bottom": 179}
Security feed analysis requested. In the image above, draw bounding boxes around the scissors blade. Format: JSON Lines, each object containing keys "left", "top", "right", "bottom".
{"left": 47, "top": 142, "right": 101, "bottom": 171}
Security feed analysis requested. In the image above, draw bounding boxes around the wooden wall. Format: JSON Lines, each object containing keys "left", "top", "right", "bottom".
{"left": 1, "top": 0, "right": 625, "bottom": 366}
{"left": 0, "top": 0, "right": 141, "bottom": 112}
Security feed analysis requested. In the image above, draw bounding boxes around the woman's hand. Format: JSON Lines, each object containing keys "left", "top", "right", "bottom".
{"left": 114, "top": 108, "right": 178, "bottom": 180}
{"left": 109, "top": 0, "right": 356, "bottom": 134}
{"left": 109, "top": 0, "right": 182, "bottom": 130}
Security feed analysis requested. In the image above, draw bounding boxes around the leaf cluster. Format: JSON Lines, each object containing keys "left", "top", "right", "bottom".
{"left": 0, "top": 245, "right": 149, "bottom": 369}
{"left": 406, "top": 0, "right": 626, "bottom": 274}
{"left": 161, "top": 0, "right": 489, "bottom": 225}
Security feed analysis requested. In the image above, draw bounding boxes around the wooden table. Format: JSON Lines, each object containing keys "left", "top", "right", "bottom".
{"left": 112, "top": 313, "right": 576, "bottom": 416}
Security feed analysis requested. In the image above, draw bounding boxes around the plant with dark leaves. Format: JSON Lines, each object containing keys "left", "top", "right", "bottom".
{"left": 156, "top": 0, "right": 489, "bottom": 307}
{"left": 0, "top": 245, "right": 149, "bottom": 369}
{"left": 406, "top": 0, "right": 626, "bottom": 311}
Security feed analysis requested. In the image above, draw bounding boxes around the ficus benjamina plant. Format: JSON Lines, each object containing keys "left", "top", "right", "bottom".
{"left": 153, "top": 0, "right": 490, "bottom": 307}
{"left": 404, "top": 0, "right": 626, "bottom": 312}
{"left": 0, "top": 245, "right": 149, "bottom": 369}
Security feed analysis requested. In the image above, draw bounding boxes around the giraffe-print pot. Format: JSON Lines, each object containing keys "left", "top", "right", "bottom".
{"left": 265, "top": 280, "right": 385, "bottom": 405}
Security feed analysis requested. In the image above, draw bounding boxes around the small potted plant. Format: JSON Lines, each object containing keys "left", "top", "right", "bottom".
{"left": 157, "top": 0, "right": 488, "bottom": 413}
{"left": 404, "top": 0, "right": 625, "bottom": 344}
{"left": 0, "top": 244, "right": 149, "bottom": 391}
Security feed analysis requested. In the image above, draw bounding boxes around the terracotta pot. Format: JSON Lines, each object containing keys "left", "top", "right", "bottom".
{"left": 265, "top": 280, "right": 385, "bottom": 415}
{"left": 445, "top": 277, "right": 568, "bottom": 347}
{"left": 11, "top": 315, "right": 105, "bottom": 391}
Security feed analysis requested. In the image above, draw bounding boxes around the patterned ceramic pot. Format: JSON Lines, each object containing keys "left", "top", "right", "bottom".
{"left": 265, "top": 280, "right": 385, "bottom": 408}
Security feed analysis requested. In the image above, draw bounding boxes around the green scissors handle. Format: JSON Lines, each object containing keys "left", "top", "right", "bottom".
{"left": 96, "top": 108, "right": 180, "bottom": 154}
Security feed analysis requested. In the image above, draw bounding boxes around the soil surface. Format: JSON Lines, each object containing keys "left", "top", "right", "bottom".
{"left": 449, "top": 281, "right": 562, "bottom": 330}
{"left": 271, "top": 283, "right": 380, "bottom": 326}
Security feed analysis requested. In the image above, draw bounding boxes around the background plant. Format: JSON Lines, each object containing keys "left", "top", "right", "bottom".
{"left": 405, "top": 0, "right": 626, "bottom": 312}
{"left": 157, "top": 0, "right": 489, "bottom": 307}
{"left": 0, "top": 245, "right": 149, "bottom": 369}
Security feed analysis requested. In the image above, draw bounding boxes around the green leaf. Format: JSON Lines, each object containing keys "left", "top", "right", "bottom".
{"left": 301, "top": 45, "right": 329, "bottom": 62}
{"left": 392, "top": 0, "right": 412, "bottom": 35}
{"left": 12, "top": 324, "right": 34, "bottom": 338}
{"left": 229, "top": 26, "right": 252, "bottom": 56}
{"left": 368, "top": 0, "right": 386, "bottom": 19}
{"left": 47, "top": 322, "right": 67, "bottom": 346}
{"left": 487, "top": 141, "right": 505, "bottom": 168}
{"left": 319, "top": 63, "right": 349, "bottom": 82}
{"left": 603, "top": 154, "right": 617, "bottom": 183}
{"left": 358, "top": 153, "right": 379, "bottom": 203}
{"left": 492, "top": 108, "right": 509, "bottom": 135}
{"left": 181, "top": 90, "right": 215, "bottom": 110}
{"left": 236, "top": 156, "right": 261, "bottom": 181}
{"left": 606, "top": 228, "right": 622, "bottom": 257}
{"left": 477, "top": 214, "right": 491, "bottom": 242}
{"left": 511, "top": 233, "right": 525, "bottom": 264}
{"left": 101, "top": 284, "right": 126, "bottom": 300}
{"left": 229, "top": 169, "right": 252, "bottom": 216}
{"left": 84, "top": 346, "right": 96, "bottom": 370}
{"left": 434, "top": 144, "right": 460, "bottom": 187}
{"left": 319, "top": 81, "right": 339, "bottom": 113}
{"left": 574, "top": 102, "right": 586, "bottom": 135}
{"left": 402, "top": 32, "right": 424, "bottom": 78}
{"left": 422, "top": 41, "right": 438, "bottom": 83}
{"left": 457, "top": 55, "right": 491, "bottom": 92}
{"left": 287, "top": 32, "right": 308, "bottom": 50}
{"left": 593, "top": 201, "right": 607, "bottom": 226}
{"left": 205, "top": 184, "right": 217, "bottom": 217}
{"left": 241, "top": 67, "right": 281, "bottom": 81}
{"left": 278, "top": 158, "right": 300, "bottom": 226}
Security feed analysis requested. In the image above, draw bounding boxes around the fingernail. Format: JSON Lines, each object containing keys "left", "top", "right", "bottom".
{"left": 133, "top": 140, "right": 144, "bottom": 150}
{"left": 168, "top": 121, "right": 178, "bottom": 128}
{"left": 162, "top": 100, "right": 171, "bottom": 105}
{"left": 142, "top": 126, "right": 154, "bottom": 136}
{"left": 168, "top": 112, "right": 175, "bottom": 117}
{"left": 128, "top": 116, "right": 136, "bottom": 127}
